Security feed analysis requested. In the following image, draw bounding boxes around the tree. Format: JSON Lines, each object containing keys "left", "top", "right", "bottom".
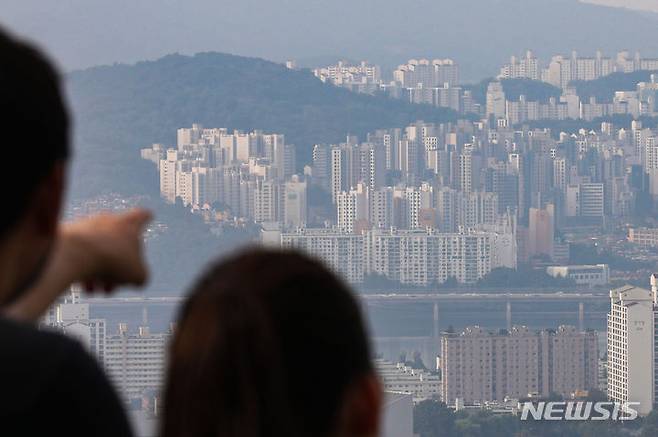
{"left": 640, "top": 410, "right": 658, "bottom": 437}
{"left": 413, "top": 400, "right": 456, "bottom": 437}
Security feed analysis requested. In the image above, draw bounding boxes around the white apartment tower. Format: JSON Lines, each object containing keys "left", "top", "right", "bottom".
{"left": 159, "top": 149, "right": 179, "bottom": 203}
{"left": 336, "top": 184, "right": 369, "bottom": 233}
{"left": 369, "top": 187, "right": 394, "bottom": 230}
{"left": 607, "top": 283, "right": 656, "bottom": 416}
{"left": 283, "top": 176, "right": 307, "bottom": 229}
{"left": 486, "top": 81, "right": 506, "bottom": 119}
{"left": 254, "top": 179, "right": 281, "bottom": 223}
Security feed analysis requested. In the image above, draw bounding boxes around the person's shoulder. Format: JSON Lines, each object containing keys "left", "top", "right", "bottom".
{"left": 0, "top": 316, "right": 80, "bottom": 363}
{"left": 0, "top": 317, "right": 134, "bottom": 436}
{"left": 0, "top": 316, "right": 92, "bottom": 412}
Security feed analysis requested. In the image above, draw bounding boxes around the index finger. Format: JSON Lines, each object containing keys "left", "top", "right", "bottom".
{"left": 124, "top": 208, "right": 153, "bottom": 229}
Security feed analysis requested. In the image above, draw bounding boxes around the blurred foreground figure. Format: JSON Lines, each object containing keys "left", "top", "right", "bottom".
{"left": 162, "top": 249, "right": 381, "bottom": 437}
{"left": 0, "top": 27, "right": 151, "bottom": 436}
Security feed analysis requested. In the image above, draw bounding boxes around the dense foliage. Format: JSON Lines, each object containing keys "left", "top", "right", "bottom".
{"left": 477, "top": 267, "right": 577, "bottom": 289}
{"left": 413, "top": 399, "right": 655, "bottom": 437}
{"left": 465, "top": 78, "right": 562, "bottom": 105}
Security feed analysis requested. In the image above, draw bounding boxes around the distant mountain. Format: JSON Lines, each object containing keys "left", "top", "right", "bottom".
{"left": 66, "top": 52, "right": 455, "bottom": 200}
{"left": 4, "top": 0, "right": 658, "bottom": 81}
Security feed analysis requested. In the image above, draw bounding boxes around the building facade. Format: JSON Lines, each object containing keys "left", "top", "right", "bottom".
{"left": 607, "top": 284, "right": 656, "bottom": 416}
{"left": 440, "top": 325, "right": 598, "bottom": 405}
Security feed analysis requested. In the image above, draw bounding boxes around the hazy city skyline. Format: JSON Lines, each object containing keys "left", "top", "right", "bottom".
{"left": 3, "top": 0, "right": 658, "bottom": 80}
{"left": 4, "top": 1, "right": 658, "bottom": 434}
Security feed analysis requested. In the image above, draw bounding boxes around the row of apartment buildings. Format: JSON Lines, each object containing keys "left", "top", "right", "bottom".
{"left": 486, "top": 75, "right": 658, "bottom": 124}
{"left": 499, "top": 50, "right": 658, "bottom": 88}
{"left": 310, "top": 51, "right": 658, "bottom": 117}
{"left": 265, "top": 227, "right": 517, "bottom": 285}
{"left": 313, "top": 51, "right": 658, "bottom": 95}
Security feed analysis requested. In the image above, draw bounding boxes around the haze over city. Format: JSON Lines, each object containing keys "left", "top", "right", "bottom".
{"left": 3, "top": 1, "right": 658, "bottom": 436}
{"left": 3, "top": 0, "right": 658, "bottom": 79}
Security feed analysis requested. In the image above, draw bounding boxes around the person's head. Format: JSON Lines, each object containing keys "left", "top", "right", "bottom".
{"left": 0, "top": 27, "right": 70, "bottom": 304}
{"left": 162, "top": 249, "right": 381, "bottom": 437}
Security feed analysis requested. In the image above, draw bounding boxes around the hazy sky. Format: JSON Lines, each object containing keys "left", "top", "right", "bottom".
{"left": 583, "top": 0, "right": 658, "bottom": 12}
{"left": 2, "top": 0, "right": 658, "bottom": 79}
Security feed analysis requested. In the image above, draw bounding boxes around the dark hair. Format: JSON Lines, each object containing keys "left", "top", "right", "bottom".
{"left": 162, "top": 249, "right": 373, "bottom": 437}
{"left": 0, "top": 27, "right": 70, "bottom": 235}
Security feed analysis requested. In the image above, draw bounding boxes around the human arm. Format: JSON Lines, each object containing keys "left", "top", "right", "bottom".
{"left": 5, "top": 209, "right": 151, "bottom": 322}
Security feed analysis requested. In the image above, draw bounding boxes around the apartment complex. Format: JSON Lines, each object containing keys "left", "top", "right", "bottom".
{"left": 313, "top": 61, "right": 381, "bottom": 94}
{"left": 43, "top": 291, "right": 171, "bottom": 403}
{"left": 498, "top": 50, "right": 658, "bottom": 88}
{"left": 142, "top": 126, "right": 306, "bottom": 229}
{"left": 486, "top": 75, "right": 658, "bottom": 124}
{"left": 546, "top": 264, "right": 610, "bottom": 286}
{"left": 440, "top": 325, "right": 598, "bottom": 405}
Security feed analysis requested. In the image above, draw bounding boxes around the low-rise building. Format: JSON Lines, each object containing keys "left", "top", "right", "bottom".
{"left": 546, "top": 264, "right": 610, "bottom": 286}
{"left": 375, "top": 359, "right": 441, "bottom": 402}
{"left": 629, "top": 227, "right": 658, "bottom": 247}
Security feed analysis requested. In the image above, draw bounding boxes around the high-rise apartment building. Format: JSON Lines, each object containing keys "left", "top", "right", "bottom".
{"left": 283, "top": 176, "right": 307, "bottom": 229}
{"left": 527, "top": 204, "right": 555, "bottom": 259}
{"left": 105, "top": 323, "right": 172, "bottom": 402}
{"left": 607, "top": 283, "right": 657, "bottom": 416}
{"left": 336, "top": 184, "right": 369, "bottom": 234}
{"left": 254, "top": 179, "right": 281, "bottom": 223}
{"left": 486, "top": 82, "right": 506, "bottom": 119}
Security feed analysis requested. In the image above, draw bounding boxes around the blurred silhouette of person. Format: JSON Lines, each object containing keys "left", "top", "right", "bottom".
{"left": 162, "top": 249, "right": 381, "bottom": 437}
{"left": 0, "top": 26, "right": 152, "bottom": 436}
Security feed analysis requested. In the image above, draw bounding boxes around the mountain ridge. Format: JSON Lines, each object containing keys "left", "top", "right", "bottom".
{"left": 4, "top": 0, "right": 658, "bottom": 80}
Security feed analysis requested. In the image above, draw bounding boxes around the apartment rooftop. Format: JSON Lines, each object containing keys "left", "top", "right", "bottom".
{"left": 609, "top": 284, "right": 652, "bottom": 303}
